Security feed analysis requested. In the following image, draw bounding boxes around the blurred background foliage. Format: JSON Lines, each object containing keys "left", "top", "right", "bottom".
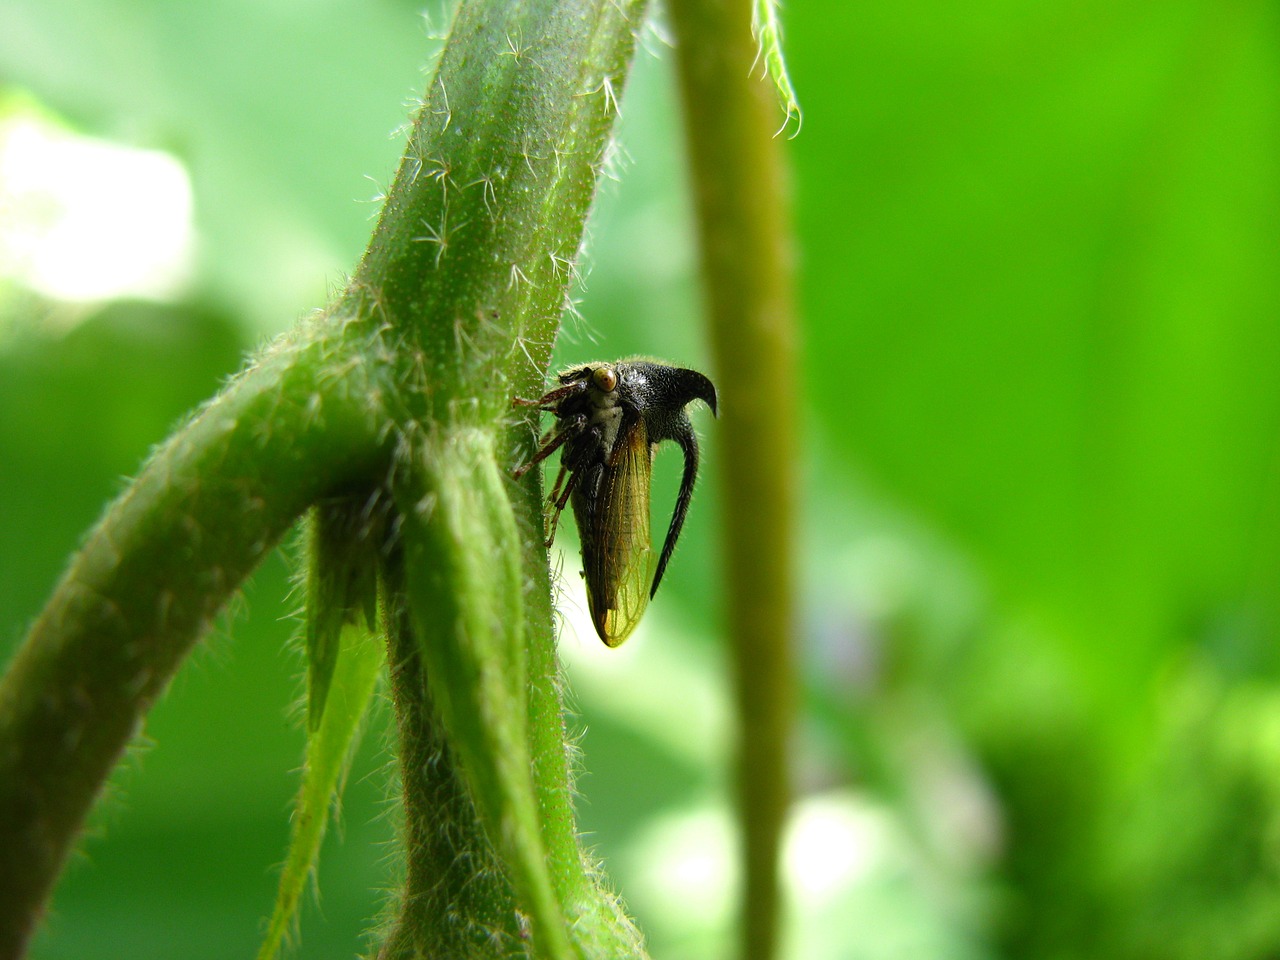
{"left": 2, "top": 0, "right": 1279, "bottom": 958}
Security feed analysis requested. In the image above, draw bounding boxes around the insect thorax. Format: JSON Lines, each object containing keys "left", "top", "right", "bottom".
{"left": 585, "top": 387, "right": 625, "bottom": 462}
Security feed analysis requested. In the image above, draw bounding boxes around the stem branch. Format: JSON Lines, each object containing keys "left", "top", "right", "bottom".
{"left": 0, "top": 321, "right": 388, "bottom": 956}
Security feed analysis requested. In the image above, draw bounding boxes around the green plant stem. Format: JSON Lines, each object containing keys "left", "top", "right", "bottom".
{"left": 354, "top": 0, "right": 651, "bottom": 954}
{"left": 395, "top": 426, "right": 572, "bottom": 959}
{"left": 0, "top": 321, "right": 388, "bottom": 958}
{"left": 380, "top": 545, "right": 527, "bottom": 958}
{"left": 1, "top": 0, "right": 655, "bottom": 954}
{"left": 667, "top": 2, "right": 800, "bottom": 960}
{"left": 382, "top": 427, "right": 645, "bottom": 959}
{"left": 353, "top": 0, "right": 647, "bottom": 418}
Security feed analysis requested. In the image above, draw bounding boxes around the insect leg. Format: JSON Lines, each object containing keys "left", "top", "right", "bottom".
{"left": 512, "top": 414, "right": 585, "bottom": 479}
{"left": 547, "top": 460, "right": 570, "bottom": 506}
{"left": 541, "top": 462, "right": 569, "bottom": 543}
{"left": 544, "top": 467, "right": 581, "bottom": 548}
{"left": 651, "top": 415, "right": 699, "bottom": 598}
{"left": 512, "top": 379, "right": 588, "bottom": 410}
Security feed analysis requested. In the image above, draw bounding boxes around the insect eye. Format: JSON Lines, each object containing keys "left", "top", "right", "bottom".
{"left": 592, "top": 366, "right": 619, "bottom": 392}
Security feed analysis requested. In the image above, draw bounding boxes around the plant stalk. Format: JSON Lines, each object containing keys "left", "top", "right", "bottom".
{"left": 0, "top": 0, "right": 660, "bottom": 955}
{"left": 667, "top": 2, "right": 800, "bottom": 959}
{"left": 0, "top": 322, "right": 388, "bottom": 957}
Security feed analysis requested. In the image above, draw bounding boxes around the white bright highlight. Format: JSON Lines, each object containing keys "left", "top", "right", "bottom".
{"left": 0, "top": 106, "right": 194, "bottom": 304}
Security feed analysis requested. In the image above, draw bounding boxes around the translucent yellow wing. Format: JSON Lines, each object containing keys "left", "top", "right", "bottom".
{"left": 573, "top": 417, "right": 655, "bottom": 646}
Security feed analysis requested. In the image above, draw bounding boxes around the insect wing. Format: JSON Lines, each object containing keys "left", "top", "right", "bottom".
{"left": 574, "top": 419, "right": 655, "bottom": 646}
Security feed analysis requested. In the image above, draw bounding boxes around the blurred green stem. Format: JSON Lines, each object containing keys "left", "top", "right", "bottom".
{"left": 668, "top": 2, "right": 800, "bottom": 959}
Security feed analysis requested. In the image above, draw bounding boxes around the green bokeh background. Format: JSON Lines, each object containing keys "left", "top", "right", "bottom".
{"left": 3, "top": 1, "right": 1280, "bottom": 958}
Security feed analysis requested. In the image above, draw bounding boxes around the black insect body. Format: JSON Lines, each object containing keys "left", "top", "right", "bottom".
{"left": 514, "top": 360, "right": 717, "bottom": 646}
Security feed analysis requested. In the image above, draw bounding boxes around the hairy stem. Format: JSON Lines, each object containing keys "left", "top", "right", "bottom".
{"left": 0, "top": 319, "right": 389, "bottom": 957}
{"left": 350, "top": 0, "right": 652, "bottom": 954}
{"left": 380, "top": 546, "right": 526, "bottom": 958}
{"left": 667, "top": 2, "right": 800, "bottom": 959}
{"left": 1, "top": 0, "right": 658, "bottom": 956}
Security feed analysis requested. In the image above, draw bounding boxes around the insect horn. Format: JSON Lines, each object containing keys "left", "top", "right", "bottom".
{"left": 670, "top": 368, "right": 718, "bottom": 417}
{"left": 650, "top": 368, "right": 717, "bottom": 599}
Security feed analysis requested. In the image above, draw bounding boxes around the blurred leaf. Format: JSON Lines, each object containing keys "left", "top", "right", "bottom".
{"left": 792, "top": 0, "right": 1280, "bottom": 956}
{"left": 0, "top": 0, "right": 449, "bottom": 330}
{"left": 0, "top": 298, "right": 244, "bottom": 633}
{"left": 795, "top": 0, "right": 1280, "bottom": 682}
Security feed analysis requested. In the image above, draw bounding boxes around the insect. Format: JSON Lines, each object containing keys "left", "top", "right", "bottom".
{"left": 513, "top": 360, "right": 717, "bottom": 646}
